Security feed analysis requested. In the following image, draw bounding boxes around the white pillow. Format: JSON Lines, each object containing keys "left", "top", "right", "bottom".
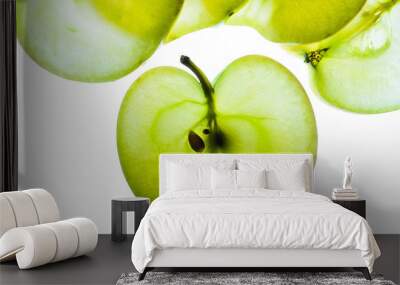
{"left": 237, "top": 159, "right": 310, "bottom": 191}
{"left": 211, "top": 168, "right": 236, "bottom": 190}
{"left": 211, "top": 169, "right": 268, "bottom": 190}
{"left": 167, "top": 162, "right": 211, "bottom": 191}
{"left": 236, "top": 169, "right": 267, "bottom": 189}
{"left": 267, "top": 163, "right": 308, "bottom": 191}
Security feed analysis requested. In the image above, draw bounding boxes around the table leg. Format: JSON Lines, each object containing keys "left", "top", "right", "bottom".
{"left": 112, "top": 201, "right": 126, "bottom": 241}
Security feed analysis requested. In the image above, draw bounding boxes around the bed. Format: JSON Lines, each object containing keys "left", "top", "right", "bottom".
{"left": 131, "top": 154, "right": 380, "bottom": 280}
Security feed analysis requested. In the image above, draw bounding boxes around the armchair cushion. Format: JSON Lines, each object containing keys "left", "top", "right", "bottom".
{"left": 0, "top": 188, "right": 60, "bottom": 236}
{"left": 0, "top": 189, "right": 97, "bottom": 269}
{"left": 0, "top": 218, "right": 98, "bottom": 269}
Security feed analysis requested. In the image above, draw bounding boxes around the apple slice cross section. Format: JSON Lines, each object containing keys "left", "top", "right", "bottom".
{"left": 310, "top": 2, "right": 400, "bottom": 113}
{"left": 165, "top": 0, "right": 246, "bottom": 42}
{"left": 117, "top": 55, "right": 317, "bottom": 200}
{"left": 226, "top": 0, "right": 366, "bottom": 44}
{"left": 16, "top": 0, "right": 183, "bottom": 82}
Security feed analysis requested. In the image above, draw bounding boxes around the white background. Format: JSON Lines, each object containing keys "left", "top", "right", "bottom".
{"left": 17, "top": 25, "right": 400, "bottom": 234}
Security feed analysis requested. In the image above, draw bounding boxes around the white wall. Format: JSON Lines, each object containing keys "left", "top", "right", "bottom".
{"left": 17, "top": 25, "right": 400, "bottom": 234}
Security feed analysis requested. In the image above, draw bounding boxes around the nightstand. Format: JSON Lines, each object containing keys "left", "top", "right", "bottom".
{"left": 111, "top": 197, "right": 150, "bottom": 242}
{"left": 332, "top": 199, "right": 366, "bottom": 219}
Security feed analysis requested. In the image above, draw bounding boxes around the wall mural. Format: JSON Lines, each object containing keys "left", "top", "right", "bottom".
{"left": 16, "top": 0, "right": 400, "bottom": 200}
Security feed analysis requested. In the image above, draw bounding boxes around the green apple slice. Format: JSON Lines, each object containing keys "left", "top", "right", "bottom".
{"left": 294, "top": 0, "right": 399, "bottom": 52}
{"left": 117, "top": 67, "right": 209, "bottom": 200}
{"left": 16, "top": 0, "right": 182, "bottom": 82}
{"left": 117, "top": 55, "right": 317, "bottom": 200}
{"left": 214, "top": 55, "right": 317, "bottom": 153}
{"left": 165, "top": 0, "right": 246, "bottom": 42}
{"left": 311, "top": 3, "right": 400, "bottom": 113}
{"left": 226, "top": 0, "right": 366, "bottom": 44}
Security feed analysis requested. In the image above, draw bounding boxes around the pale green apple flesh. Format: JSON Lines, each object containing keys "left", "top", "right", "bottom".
{"left": 227, "top": 0, "right": 366, "bottom": 44}
{"left": 16, "top": 0, "right": 182, "bottom": 82}
{"left": 117, "top": 55, "right": 317, "bottom": 200}
{"left": 311, "top": 3, "right": 400, "bottom": 113}
{"left": 165, "top": 0, "right": 246, "bottom": 42}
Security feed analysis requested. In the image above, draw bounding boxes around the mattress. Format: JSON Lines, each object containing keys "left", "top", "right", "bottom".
{"left": 131, "top": 189, "right": 380, "bottom": 272}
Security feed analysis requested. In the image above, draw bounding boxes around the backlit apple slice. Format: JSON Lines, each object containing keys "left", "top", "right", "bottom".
{"left": 226, "top": 0, "right": 366, "bottom": 44}
{"left": 165, "top": 0, "right": 245, "bottom": 42}
{"left": 16, "top": 0, "right": 182, "bottom": 82}
{"left": 117, "top": 55, "right": 317, "bottom": 200}
{"left": 311, "top": 3, "right": 400, "bottom": 113}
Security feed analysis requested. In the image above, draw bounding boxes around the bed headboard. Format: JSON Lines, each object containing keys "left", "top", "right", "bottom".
{"left": 159, "top": 153, "right": 314, "bottom": 195}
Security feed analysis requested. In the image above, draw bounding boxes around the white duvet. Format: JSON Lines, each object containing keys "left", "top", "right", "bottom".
{"left": 131, "top": 190, "right": 380, "bottom": 273}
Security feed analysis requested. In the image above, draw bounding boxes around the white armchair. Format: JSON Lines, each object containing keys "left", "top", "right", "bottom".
{"left": 0, "top": 189, "right": 98, "bottom": 269}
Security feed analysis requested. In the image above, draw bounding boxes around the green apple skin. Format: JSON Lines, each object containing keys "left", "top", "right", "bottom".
{"left": 312, "top": 2, "right": 400, "bottom": 113}
{"left": 117, "top": 55, "right": 317, "bottom": 200}
{"left": 165, "top": 0, "right": 246, "bottom": 42}
{"left": 226, "top": 0, "right": 366, "bottom": 44}
{"left": 292, "top": 0, "right": 400, "bottom": 53}
{"left": 16, "top": 0, "right": 182, "bottom": 82}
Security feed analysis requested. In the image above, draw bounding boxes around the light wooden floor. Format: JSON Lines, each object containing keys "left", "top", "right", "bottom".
{"left": 0, "top": 235, "right": 398, "bottom": 285}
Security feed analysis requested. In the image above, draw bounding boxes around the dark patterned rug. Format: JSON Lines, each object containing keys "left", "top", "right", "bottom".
{"left": 116, "top": 272, "right": 396, "bottom": 285}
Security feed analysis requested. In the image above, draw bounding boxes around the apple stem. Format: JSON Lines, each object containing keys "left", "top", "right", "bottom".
{"left": 180, "top": 55, "right": 226, "bottom": 150}
{"left": 180, "top": 56, "right": 214, "bottom": 99}
{"left": 181, "top": 56, "right": 216, "bottom": 116}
